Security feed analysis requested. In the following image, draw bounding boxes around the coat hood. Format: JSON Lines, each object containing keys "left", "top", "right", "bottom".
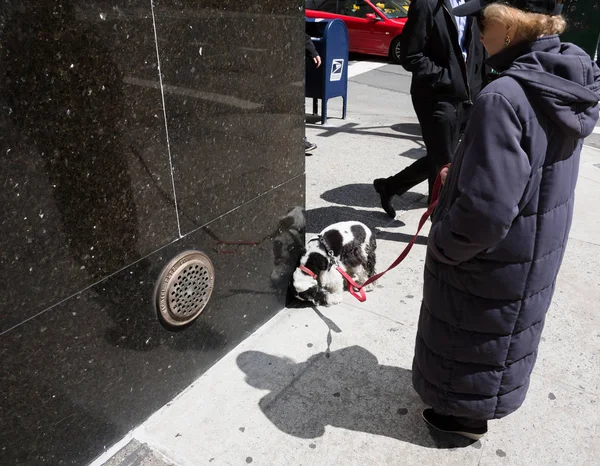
{"left": 488, "top": 36, "right": 600, "bottom": 138}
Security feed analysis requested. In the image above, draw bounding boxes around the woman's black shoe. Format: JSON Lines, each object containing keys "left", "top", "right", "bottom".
{"left": 422, "top": 408, "right": 488, "bottom": 440}
{"left": 373, "top": 178, "right": 396, "bottom": 218}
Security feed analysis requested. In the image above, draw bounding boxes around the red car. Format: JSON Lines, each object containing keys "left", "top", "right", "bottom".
{"left": 306, "top": 0, "right": 409, "bottom": 63}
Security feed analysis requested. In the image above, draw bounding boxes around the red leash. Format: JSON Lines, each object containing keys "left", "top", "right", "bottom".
{"left": 339, "top": 165, "right": 449, "bottom": 302}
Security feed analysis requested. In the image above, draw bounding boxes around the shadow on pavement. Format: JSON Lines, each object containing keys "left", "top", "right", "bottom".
{"left": 305, "top": 121, "right": 424, "bottom": 144}
{"left": 305, "top": 114, "right": 324, "bottom": 125}
{"left": 305, "top": 205, "right": 403, "bottom": 235}
{"left": 400, "top": 147, "right": 427, "bottom": 160}
{"left": 305, "top": 113, "right": 347, "bottom": 125}
{"left": 321, "top": 183, "right": 383, "bottom": 208}
{"left": 391, "top": 122, "right": 422, "bottom": 136}
{"left": 375, "top": 230, "right": 429, "bottom": 246}
{"left": 237, "top": 345, "right": 477, "bottom": 449}
{"left": 320, "top": 184, "right": 425, "bottom": 210}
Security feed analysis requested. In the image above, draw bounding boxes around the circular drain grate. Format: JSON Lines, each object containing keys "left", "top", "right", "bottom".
{"left": 155, "top": 250, "right": 215, "bottom": 327}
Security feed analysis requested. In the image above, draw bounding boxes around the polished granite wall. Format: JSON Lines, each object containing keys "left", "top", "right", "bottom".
{"left": 0, "top": 1, "right": 305, "bottom": 464}
{"left": 561, "top": 0, "right": 600, "bottom": 58}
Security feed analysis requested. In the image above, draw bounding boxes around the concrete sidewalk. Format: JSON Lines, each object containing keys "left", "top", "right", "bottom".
{"left": 97, "top": 63, "right": 600, "bottom": 466}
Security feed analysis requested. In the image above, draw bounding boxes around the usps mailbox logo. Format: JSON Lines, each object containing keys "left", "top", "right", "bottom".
{"left": 330, "top": 59, "right": 344, "bottom": 82}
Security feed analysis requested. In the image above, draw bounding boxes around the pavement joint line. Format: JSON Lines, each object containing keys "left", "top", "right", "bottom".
{"left": 341, "top": 300, "right": 416, "bottom": 326}
{"left": 578, "top": 174, "right": 600, "bottom": 185}
{"left": 374, "top": 68, "right": 412, "bottom": 78}
{"left": 530, "top": 370, "right": 599, "bottom": 397}
{"left": 593, "top": 126, "right": 600, "bottom": 135}
{"left": 567, "top": 236, "right": 600, "bottom": 247}
{"left": 583, "top": 142, "right": 600, "bottom": 152}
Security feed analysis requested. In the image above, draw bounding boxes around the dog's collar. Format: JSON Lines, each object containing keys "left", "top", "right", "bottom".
{"left": 309, "top": 234, "right": 337, "bottom": 271}
{"left": 317, "top": 235, "right": 332, "bottom": 255}
{"left": 298, "top": 264, "right": 318, "bottom": 280}
{"left": 298, "top": 235, "right": 336, "bottom": 279}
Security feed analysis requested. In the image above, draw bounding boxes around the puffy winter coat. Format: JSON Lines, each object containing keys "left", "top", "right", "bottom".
{"left": 413, "top": 36, "right": 600, "bottom": 420}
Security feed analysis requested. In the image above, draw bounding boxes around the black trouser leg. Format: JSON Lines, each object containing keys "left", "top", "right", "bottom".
{"left": 415, "top": 98, "right": 459, "bottom": 201}
{"left": 385, "top": 155, "right": 428, "bottom": 195}
{"left": 385, "top": 98, "right": 459, "bottom": 202}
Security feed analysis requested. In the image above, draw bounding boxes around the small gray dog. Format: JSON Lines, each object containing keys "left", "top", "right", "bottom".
{"left": 293, "top": 221, "right": 377, "bottom": 306}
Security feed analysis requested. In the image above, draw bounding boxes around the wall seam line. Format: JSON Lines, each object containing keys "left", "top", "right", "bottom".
{"left": 150, "top": 0, "right": 182, "bottom": 238}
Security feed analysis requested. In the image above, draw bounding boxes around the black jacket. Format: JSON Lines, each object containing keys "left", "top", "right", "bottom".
{"left": 400, "top": 0, "right": 487, "bottom": 102}
{"left": 305, "top": 33, "right": 318, "bottom": 59}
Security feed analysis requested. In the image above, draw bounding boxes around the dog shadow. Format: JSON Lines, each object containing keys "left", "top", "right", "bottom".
{"left": 236, "top": 345, "right": 477, "bottom": 449}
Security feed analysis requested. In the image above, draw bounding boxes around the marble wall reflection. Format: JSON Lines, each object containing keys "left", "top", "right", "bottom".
{"left": 0, "top": 1, "right": 304, "bottom": 464}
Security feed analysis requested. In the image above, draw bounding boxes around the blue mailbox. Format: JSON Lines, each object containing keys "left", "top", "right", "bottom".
{"left": 305, "top": 18, "right": 349, "bottom": 125}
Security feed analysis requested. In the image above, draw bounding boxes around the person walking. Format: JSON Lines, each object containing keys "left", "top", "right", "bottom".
{"left": 373, "top": 0, "right": 487, "bottom": 217}
{"left": 305, "top": 33, "right": 321, "bottom": 154}
{"left": 414, "top": 0, "right": 600, "bottom": 439}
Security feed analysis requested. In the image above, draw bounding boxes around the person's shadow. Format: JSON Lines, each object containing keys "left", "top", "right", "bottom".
{"left": 237, "top": 345, "right": 477, "bottom": 449}
{"left": 320, "top": 184, "right": 426, "bottom": 210}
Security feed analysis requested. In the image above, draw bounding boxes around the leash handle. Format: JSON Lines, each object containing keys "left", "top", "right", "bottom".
{"left": 344, "top": 164, "right": 449, "bottom": 301}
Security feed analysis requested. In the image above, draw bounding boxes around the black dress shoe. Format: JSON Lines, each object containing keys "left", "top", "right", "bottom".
{"left": 422, "top": 408, "right": 488, "bottom": 441}
{"left": 373, "top": 178, "right": 396, "bottom": 218}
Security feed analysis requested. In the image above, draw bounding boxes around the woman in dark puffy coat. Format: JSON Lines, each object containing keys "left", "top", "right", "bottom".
{"left": 413, "top": 0, "right": 600, "bottom": 440}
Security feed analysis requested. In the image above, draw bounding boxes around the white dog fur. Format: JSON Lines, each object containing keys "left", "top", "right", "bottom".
{"left": 292, "top": 221, "right": 376, "bottom": 306}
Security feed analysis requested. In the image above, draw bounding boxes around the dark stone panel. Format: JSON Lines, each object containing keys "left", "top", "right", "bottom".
{"left": 151, "top": 0, "right": 305, "bottom": 233}
{"left": 561, "top": 0, "right": 600, "bottom": 58}
{"left": 0, "top": 176, "right": 305, "bottom": 466}
{"left": 0, "top": 2, "right": 179, "bottom": 332}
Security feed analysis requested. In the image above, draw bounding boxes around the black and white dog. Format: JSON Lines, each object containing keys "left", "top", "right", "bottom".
{"left": 293, "top": 221, "right": 376, "bottom": 306}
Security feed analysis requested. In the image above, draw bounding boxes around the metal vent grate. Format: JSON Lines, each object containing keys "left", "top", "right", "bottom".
{"left": 155, "top": 251, "right": 215, "bottom": 327}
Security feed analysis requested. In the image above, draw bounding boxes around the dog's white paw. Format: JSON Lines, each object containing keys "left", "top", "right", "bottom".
{"left": 364, "top": 283, "right": 375, "bottom": 292}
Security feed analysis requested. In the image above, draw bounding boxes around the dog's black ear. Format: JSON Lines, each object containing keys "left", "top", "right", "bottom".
{"left": 306, "top": 252, "right": 328, "bottom": 273}
{"left": 350, "top": 224, "right": 367, "bottom": 243}
{"left": 323, "top": 229, "right": 343, "bottom": 256}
